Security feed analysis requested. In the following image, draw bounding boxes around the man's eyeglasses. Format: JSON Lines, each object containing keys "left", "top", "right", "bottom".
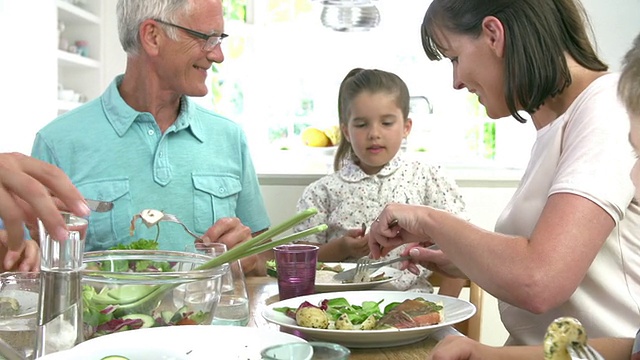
{"left": 154, "top": 19, "right": 228, "bottom": 51}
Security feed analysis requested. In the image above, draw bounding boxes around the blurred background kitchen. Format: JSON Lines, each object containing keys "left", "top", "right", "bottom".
{"left": 0, "top": 0, "right": 639, "bottom": 347}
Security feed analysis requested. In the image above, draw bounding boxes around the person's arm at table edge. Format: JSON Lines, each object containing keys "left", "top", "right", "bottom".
{"left": 590, "top": 337, "right": 634, "bottom": 359}
{"left": 430, "top": 336, "right": 634, "bottom": 360}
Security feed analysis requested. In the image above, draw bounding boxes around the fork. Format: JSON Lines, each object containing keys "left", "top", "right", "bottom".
{"left": 352, "top": 257, "right": 372, "bottom": 283}
{"left": 567, "top": 342, "right": 605, "bottom": 360}
{"left": 159, "top": 213, "right": 206, "bottom": 243}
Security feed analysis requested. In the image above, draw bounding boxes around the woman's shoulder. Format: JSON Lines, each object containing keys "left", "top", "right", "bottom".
{"left": 571, "top": 73, "right": 620, "bottom": 108}
{"left": 564, "top": 73, "right": 627, "bottom": 128}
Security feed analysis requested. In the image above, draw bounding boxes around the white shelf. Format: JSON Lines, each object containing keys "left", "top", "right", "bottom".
{"left": 57, "top": 49, "right": 100, "bottom": 68}
{"left": 57, "top": 1, "right": 100, "bottom": 25}
{"left": 55, "top": 1, "right": 103, "bottom": 114}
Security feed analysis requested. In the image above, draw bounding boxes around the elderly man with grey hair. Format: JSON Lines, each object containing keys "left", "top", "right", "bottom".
{"left": 31, "top": 0, "right": 271, "bottom": 275}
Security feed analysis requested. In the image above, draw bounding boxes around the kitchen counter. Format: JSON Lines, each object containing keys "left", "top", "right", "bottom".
{"left": 255, "top": 149, "right": 524, "bottom": 188}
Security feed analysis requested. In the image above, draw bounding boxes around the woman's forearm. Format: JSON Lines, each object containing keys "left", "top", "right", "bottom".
{"left": 590, "top": 337, "right": 634, "bottom": 360}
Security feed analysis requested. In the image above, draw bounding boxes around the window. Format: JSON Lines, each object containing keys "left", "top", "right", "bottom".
{"left": 194, "top": 0, "right": 534, "bottom": 171}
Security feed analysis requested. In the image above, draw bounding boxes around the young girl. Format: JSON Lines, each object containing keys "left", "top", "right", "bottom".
{"left": 294, "top": 68, "right": 467, "bottom": 295}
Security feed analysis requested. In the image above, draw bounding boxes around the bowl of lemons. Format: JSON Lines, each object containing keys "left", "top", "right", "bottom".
{"left": 301, "top": 126, "right": 340, "bottom": 156}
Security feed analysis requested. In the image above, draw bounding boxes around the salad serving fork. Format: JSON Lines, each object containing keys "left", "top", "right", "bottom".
{"left": 159, "top": 213, "right": 205, "bottom": 242}
{"left": 131, "top": 209, "right": 205, "bottom": 242}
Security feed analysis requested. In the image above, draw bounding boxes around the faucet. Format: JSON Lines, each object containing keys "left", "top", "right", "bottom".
{"left": 410, "top": 96, "right": 434, "bottom": 115}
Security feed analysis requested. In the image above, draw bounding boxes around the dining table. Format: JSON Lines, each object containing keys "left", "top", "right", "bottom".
{"left": 246, "top": 276, "right": 442, "bottom": 360}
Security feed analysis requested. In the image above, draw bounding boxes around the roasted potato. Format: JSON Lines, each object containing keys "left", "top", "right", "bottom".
{"left": 335, "top": 313, "right": 354, "bottom": 330}
{"left": 360, "top": 314, "right": 377, "bottom": 330}
{"left": 296, "top": 307, "right": 329, "bottom": 329}
{"left": 543, "top": 317, "right": 587, "bottom": 360}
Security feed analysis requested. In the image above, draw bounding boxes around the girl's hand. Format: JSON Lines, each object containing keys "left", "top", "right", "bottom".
{"left": 340, "top": 229, "right": 369, "bottom": 259}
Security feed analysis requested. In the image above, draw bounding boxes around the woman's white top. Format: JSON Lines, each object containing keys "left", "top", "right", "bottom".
{"left": 496, "top": 73, "right": 640, "bottom": 345}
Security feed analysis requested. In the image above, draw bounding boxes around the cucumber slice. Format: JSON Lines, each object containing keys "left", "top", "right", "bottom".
{"left": 161, "top": 310, "right": 174, "bottom": 324}
{"left": 101, "top": 356, "right": 129, "bottom": 360}
{"left": 121, "top": 313, "right": 155, "bottom": 328}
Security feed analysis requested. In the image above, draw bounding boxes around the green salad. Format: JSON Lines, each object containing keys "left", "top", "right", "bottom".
{"left": 82, "top": 239, "right": 209, "bottom": 339}
{"left": 274, "top": 297, "right": 392, "bottom": 330}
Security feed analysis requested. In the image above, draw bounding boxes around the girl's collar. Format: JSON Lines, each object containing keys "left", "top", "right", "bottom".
{"left": 338, "top": 153, "right": 404, "bottom": 182}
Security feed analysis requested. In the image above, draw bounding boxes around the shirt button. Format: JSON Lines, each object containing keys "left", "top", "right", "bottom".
{"left": 148, "top": 129, "right": 154, "bottom": 135}
{"left": 219, "top": 187, "right": 225, "bottom": 193}
{"left": 159, "top": 152, "right": 163, "bottom": 157}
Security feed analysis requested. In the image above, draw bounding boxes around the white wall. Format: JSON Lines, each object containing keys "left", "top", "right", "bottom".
{"left": 0, "top": 0, "right": 58, "bottom": 154}
{"left": 102, "top": 1, "right": 127, "bottom": 83}
{"left": 582, "top": 0, "right": 640, "bottom": 71}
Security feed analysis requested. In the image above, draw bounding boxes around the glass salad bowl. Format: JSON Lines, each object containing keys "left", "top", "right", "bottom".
{"left": 81, "top": 250, "right": 228, "bottom": 340}
{"left": 0, "top": 272, "right": 39, "bottom": 359}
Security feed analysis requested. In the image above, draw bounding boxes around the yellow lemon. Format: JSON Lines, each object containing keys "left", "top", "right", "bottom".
{"left": 301, "top": 127, "right": 332, "bottom": 147}
{"left": 323, "top": 125, "right": 341, "bottom": 146}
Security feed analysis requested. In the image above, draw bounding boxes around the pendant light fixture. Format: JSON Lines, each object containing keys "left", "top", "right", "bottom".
{"left": 316, "top": 0, "right": 380, "bottom": 32}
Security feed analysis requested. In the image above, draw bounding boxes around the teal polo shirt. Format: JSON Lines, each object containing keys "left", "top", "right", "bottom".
{"left": 32, "top": 75, "right": 270, "bottom": 251}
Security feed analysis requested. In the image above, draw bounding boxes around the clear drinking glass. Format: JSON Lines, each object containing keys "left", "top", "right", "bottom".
{"left": 35, "top": 213, "right": 87, "bottom": 358}
{"left": 0, "top": 272, "right": 39, "bottom": 360}
{"left": 186, "top": 242, "right": 250, "bottom": 326}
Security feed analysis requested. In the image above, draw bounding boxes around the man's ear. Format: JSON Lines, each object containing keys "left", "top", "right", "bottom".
{"left": 139, "top": 19, "right": 162, "bottom": 56}
{"left": 481, "top": 16, "right": 506, "bottom": 58}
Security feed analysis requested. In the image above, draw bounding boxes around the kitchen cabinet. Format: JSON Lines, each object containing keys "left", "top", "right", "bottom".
{"left": 56, "top": 0, "right": 104, "bottom": 114}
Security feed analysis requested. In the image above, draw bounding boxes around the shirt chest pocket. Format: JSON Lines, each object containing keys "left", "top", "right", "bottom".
{"left": 77, "top": 178, "right": 133, "bottom": 251}
{"left": 192, "top": 174, "right": 242, "bottom": 233}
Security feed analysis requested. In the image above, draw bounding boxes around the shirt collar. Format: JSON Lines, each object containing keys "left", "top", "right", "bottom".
{"left": 338, "top": 152, "right": 404, "bottom": 182}
{"left": 102, "top": 75, "right": 204, "bottom": 142}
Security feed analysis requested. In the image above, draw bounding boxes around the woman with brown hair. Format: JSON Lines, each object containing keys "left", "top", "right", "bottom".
{"left": 368, "top": 0, "right": 640, "bottom": 347}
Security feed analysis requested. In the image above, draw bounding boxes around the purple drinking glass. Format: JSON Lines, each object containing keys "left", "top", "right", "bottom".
{"left": 274, "top": 244, "right": 319, "bottom": 300}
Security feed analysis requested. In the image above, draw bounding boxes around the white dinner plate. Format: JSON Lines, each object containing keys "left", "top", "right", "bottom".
{"left": 38, "top": 325, "right": 306, "bottom": 360}
{"left": 262, "top": 290, "right": 476, "bottom": 348}
{"left": 315, "top": 262, "right": 402, "bottom": 292}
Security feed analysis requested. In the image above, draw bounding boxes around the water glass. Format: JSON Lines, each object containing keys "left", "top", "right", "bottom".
{"left": 273, "top": 244, "right": 318, "bottom": 300}
{"left": 0, "top": 272, "right": 39, "bottom": 360}
{"left": 260, "top": 342, "right": 351, "bottom": 360}
{"left": 186, "top": 242, "right": 250, "bottom": 326}
{"left": 35, "top": 213, "right": 87, "bottom": 358}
